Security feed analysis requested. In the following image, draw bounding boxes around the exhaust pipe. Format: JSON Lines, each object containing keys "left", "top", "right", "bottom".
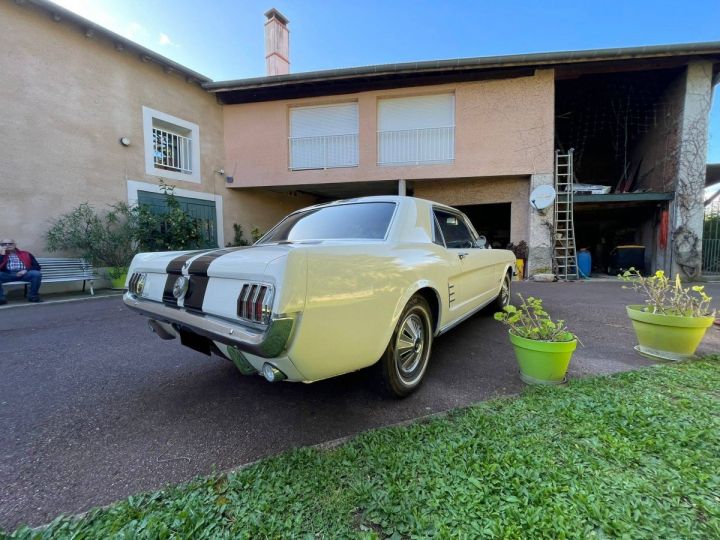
{"left": 148, "top": 320, "right": 176, "bottom": 340}
{"left": 262, "top": 363, "right": 287, "bottom": 382}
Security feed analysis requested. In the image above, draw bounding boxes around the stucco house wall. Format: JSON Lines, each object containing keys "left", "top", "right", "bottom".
{"left": 412, "top": 176, "right": 530, "bottom": 244}
{"left": 0, "top": 2, "right": 305, "bottom": 257}
{"left": 222, "top": 70, "right": 555, "bottom": 189}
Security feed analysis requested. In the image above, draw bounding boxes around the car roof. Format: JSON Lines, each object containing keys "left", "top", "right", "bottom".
{"left": 301, "top": 195, "right": 456, "bottom": 213}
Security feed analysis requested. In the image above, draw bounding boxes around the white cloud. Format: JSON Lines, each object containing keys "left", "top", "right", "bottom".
{"left": 51, "top": 1, "right": 153, "bottom": 48}
{"left": 126, "top": 21, "right": 148, "bottom": 41}
{"left": 158, "top": 33, "right": 179, "bottom": 47}
{"left": 52, "top": 0, "right": 115, "bottom": 29}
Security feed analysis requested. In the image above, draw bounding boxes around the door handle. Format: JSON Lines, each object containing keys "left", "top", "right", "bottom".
{"left": 458, "top": 252, "right": 468, "bottom": 260}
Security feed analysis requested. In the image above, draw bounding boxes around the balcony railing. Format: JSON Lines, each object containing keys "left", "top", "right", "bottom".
{"left": 377, "top": 126, "right": 455, "bottom": 165}
{"left": 289, "top": 133, "right": 359, "bottom": 170}
{"left": 153, "top": 127, "right": 192, "bottom": 174}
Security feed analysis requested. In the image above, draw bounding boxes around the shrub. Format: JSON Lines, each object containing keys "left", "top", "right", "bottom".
{"left": 250, "top": 227, "right": 265, "bottom": 243}
{"left": 46, "top": 202, "right": 138, "bottom": 275}
{"left": 133, "top": 181, "right": 203, "bottom": 251}
{"left": 506, "top": 240, "right": 528, "bottom": 260}
{"left": 620, "top": 268, "right": 715, "bottom": 317}
{"left": 494, "top": 295, "right": 576, "bottom": 342}
{"left": 226, "top": 223, "right": 250, "bottom": 247}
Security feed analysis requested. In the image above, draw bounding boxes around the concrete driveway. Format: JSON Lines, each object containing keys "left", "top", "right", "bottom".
{"left": 1, "top": 281, "right": 718, "bottom": 529}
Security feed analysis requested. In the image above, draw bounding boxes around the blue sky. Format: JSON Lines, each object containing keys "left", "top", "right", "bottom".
{"left": 54, "top": 0, "right": 719, "bottom": 162}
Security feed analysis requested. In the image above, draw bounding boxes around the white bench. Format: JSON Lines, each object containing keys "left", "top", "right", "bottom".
{"left": 2, "top": 257, "right": 95, "bottom": 296}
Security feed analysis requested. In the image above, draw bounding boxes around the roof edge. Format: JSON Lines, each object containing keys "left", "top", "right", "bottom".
{"left": 204, "top": 41, "right": 720, "bottom": 92}
{"left": 29, "top": 0, "right": 212, "bottom": 83}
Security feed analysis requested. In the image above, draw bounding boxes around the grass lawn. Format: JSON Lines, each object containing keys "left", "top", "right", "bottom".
{"left": 7, "top": 358, "right": 720, "bottom": 539}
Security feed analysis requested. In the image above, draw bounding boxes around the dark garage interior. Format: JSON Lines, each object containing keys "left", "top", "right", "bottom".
{"left": 456, "top": 203, "right": 511, "bottom": 248}
{"left": 574, "top": 201, "right": 665, "bottom": 274}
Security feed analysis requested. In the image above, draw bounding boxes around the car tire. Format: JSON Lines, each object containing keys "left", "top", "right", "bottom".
{"left": 376, "top": 295, "right": 433, "bottom": 398}
{"left": 489, "top": 271, "right": 512, "bottom": 312}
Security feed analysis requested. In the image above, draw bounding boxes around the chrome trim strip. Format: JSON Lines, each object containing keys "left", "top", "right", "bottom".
{"left": 437, "top": 297, "right": 494, "bottom": 336}
{"left": 124, "top": 292, "right": 294, "bottom": 358}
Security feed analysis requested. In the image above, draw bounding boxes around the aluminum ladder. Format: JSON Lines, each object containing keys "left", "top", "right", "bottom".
{"left": 553, "top": 150, "right": 579, "bottom": 280}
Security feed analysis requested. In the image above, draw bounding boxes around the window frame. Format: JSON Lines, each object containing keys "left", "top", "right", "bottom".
{"left": 143, "top": 106, "right": 201, "bottom": 183}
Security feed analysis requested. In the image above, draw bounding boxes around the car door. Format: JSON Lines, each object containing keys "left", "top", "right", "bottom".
{"left": 433, "top": 208, "right": 497, "bottom": 318}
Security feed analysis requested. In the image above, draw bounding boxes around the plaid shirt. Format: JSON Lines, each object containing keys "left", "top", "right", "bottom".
{"left": 5, "top": 253, "right": 26, "bottom": 272}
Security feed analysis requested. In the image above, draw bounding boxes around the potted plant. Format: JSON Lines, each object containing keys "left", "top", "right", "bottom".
{"left": 621, "top": 269, "right": 715, "bottom": 361}
{"left": 494, "top": 295, "right": 578, "bottom": 385}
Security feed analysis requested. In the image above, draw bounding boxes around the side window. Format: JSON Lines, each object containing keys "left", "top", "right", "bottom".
{"left": 433, "top": 209, "right": 475, "bottom": 249}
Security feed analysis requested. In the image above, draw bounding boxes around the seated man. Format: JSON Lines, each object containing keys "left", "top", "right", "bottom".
{"left": 0, "top": 239, "right": 42, "bottom": 304}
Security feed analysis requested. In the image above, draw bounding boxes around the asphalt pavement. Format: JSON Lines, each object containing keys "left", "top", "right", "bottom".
{"left": 1, "top": 281, "right": 719, "bottom": 529}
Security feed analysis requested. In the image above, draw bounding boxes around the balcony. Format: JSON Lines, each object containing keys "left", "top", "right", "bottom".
{"left": 377, "top": 126, "right": 455, "bottom": 166}
{"left": 289, "top": 133, "right": 359, "bottom": 170}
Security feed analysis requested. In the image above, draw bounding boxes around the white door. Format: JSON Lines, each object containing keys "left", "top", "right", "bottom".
{"left": 433, "top": 208, "right": 496, "bottom": 317}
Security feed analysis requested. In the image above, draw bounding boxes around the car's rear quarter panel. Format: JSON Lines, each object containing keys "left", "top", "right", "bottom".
{"left": 286, "top": 242, "right": 449, "bottom": 381}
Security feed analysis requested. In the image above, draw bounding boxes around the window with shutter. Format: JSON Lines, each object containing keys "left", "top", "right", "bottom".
{"left": 377, "top": 94, "right": 455, "bottom": 165}
{"left": 289, "top": 103, "right": 359, "bottom": 170}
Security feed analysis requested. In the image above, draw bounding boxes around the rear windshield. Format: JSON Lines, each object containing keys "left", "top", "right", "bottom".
{"left": 259, "top": 202, "right": 396, "bottom": 243}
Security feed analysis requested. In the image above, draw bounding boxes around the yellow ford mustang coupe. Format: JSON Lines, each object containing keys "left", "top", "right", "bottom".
{"left": 124, "top": 196, "right": 515, "bottom": 397}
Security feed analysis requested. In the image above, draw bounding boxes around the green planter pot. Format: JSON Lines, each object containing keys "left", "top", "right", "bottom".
{"left": 626, "top": 305, "right": 714, "bottom": 361}
{"left": 109, "top": 267, "right": 128, "bottom": 290}
{"left": 508, "top": 331, "right": 577, "bottom": 385}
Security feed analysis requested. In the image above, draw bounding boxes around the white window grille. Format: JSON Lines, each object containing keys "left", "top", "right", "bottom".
{"left": 289, "top": 103, "right": 359, "bottom": 170}
{"left": 152, "top": 127, "right": 192, "bottom": 175}
{"left": 377, "top": 94, "right": 455, "bottom": 165}
{"left": 142, "top": 107, "right": 201, "bottom": 183}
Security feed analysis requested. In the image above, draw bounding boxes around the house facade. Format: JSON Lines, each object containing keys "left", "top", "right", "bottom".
{"left": 208, "top": 30, "right": 718, "bottom": 277}
{"left": 1, "top": 0, "right": 311, "bottom": 265}
{"left": 2, "top": 1, "right": 719, "bottom": 283}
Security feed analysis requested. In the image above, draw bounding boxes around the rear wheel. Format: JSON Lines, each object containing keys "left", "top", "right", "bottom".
{"left": 376, "top": 295, "right": 433, "bottom": 398}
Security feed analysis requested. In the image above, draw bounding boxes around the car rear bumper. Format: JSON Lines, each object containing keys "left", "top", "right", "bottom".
{"left": 123, "top": 292, "right": 294, "bottom": 358}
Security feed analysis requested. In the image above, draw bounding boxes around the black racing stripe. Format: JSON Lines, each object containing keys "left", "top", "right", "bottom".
{"left": 187, "top": 247, "right": 251, "bottom": 276}
{"left": 183, "top": 276, "right": 209, "bottom": 312}
{"left": 162, "top": 250, "right": 210, "bottom": 306}
{"left": 162, "top": 275, "right": 179, "bottom": 306}
{"left": 166, "top": 251, "right": 205, "bottom": 274}
{"left": 179, "top": 247, "right": 251, "bottom": 312}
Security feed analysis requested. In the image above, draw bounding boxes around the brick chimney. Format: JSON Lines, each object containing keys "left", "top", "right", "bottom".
{"left": 264, "top": 8, "right": 289, "bottom": 76}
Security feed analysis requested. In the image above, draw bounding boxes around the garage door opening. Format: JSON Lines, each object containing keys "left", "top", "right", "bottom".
{"left": 574, "top": 202, "right": 662, "bottom": 275}
{"left": 455, "top": 203, "right": 511, "bottom": 249}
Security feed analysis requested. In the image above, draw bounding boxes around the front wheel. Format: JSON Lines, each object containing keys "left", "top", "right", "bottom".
{"left": 376, "top": 295, "right": 433, "bottom": 398}
{"left": 489, "top": 271, "right": 511, "bottom": 312}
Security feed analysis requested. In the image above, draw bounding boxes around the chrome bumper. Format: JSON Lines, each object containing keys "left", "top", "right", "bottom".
{"left": 123, "top": 293, "right": 294, "bottom": 358}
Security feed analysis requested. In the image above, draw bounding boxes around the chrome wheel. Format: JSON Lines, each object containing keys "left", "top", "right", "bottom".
{"left": 393, "top": 308, "right": 430, "bottom": 387}
{"left": 500, "top": 275, "right": 510, "bottom": 307}
{"left": 377, "top": 295, "right": 433, "bottom": 398}
{"left": 396, "top": 313, "right": 425, "bottom": 377}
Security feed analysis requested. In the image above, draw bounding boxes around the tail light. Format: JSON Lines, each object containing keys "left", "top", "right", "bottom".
{"left": 237, "top": 283, "right": 273, "bottom": 325}
{"left": 129, "top": 272, "right": 146, "bottom": 296}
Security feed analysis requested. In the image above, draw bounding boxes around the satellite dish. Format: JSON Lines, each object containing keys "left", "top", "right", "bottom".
{"left": 530, "top": 185, "right": 556, "bottom": 210}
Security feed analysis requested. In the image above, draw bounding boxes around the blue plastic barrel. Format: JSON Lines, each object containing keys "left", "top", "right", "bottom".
{"left": 578, "top": 249, "right": 591, "bottom": 278}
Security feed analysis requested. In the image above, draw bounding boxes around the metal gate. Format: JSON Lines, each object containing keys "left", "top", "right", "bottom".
{"left": 703, "top": 199, "right": 720, "bottom": 276}
{"left": 137, "top": 191, "right": 218, "bottom": 249}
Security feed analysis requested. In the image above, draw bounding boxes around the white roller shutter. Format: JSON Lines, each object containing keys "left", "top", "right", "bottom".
{"left": 378, "top": 94, "right": 455, "bottom": 165}
{"left": 290, "top": 103, "right": 359, "bottom": 169}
